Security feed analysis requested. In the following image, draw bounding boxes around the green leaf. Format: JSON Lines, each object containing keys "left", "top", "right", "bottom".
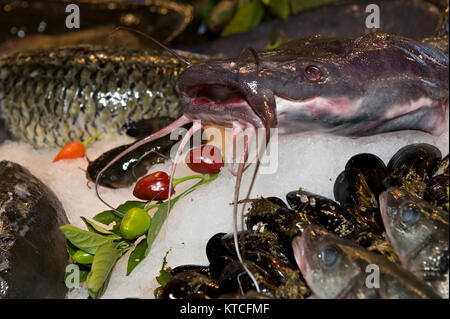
{"left": 267, "top": 0, "right": 290, "bottom": 20}
{"left": 80, "top": 217, "right": 122, "bottom": 240}
{"left": 207, "top": 0, "right": 237, "bottom": 32}
{"left": 60, "top": 225, "right": 114, "bottom": 255}
{"left": 289, "top": 0, "right": 337, "bottom": 14}
{"left": 156, "top": 269, "right": 172, "bottom": 287}
{"left": 117, "top": 201, "right": 147, "bottom": 212}
{"left": 221, "top": 0, "right": 264, "bottom": 36}
{"left": 86, "top": 243, "right": 122, "bottom": 299}
{"left": 66, "top": 240, "right": 78, "bottom": 257}
{"left": 92, "top": 210, "right": 122, "bottom": 226}
{"left": 94, "top": 201, "right": 146, "bottom": 234}
{"left": 126, "top": 238, "right": 148, "bottom": 276}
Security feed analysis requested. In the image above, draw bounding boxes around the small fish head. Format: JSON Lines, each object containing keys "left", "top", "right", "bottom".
{"left": 379, "top": 187, "right": 448, "bottom": 262}
{"left": 292, "top": 225, "right": 360, "bottom": 298}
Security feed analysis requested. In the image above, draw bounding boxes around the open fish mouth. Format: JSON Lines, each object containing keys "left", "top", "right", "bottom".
{"left": 181, "top": 83, "right": 267, "bottom": 129}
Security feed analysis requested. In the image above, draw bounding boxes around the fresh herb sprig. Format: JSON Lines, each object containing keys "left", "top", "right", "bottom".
{"left": 60, "top": 173, "right": 218, "bottom": 299}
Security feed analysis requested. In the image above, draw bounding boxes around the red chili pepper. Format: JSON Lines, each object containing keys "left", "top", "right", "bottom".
{"left": 133, "top": 171, "right": 175, "bottom": 201}
{"left": 53, "top": 134, "right": 100, "bottom": 162}
{"left": 186, "top": 145, "right": 224, "bottom": 175}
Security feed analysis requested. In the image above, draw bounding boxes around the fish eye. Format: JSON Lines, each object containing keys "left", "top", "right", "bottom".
{"left": 399, "top": 207, "right": 419, "bottom": 227}
{"left": 305, "top": 65, "right": 322, "bottom": 81}
{"left": 319, "top": 244, "right": 341, "bottom": 269}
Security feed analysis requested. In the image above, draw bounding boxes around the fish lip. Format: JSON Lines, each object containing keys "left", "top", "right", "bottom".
{"left": 179, "top": 61, "right": 276, "bottom": 130}
{"left": 292, "top": 235, "right": 309, "bottom": 275}
{"left": 180, "top": 82, "right": 267, "bottom": 129}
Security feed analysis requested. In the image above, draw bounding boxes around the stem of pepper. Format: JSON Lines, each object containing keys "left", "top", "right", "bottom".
{"left": 172, "top": 174, "right": 211, "bottom": 188}
{"left": 82, "top": 133, "right": 102, "bottom": 148}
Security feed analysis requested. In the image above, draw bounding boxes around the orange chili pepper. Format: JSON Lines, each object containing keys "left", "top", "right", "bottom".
{"left": 53, "top": 134, "right": 100, "bottom": 162}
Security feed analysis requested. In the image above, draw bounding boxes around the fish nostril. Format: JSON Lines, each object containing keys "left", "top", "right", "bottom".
{"left": 305, "top": 65, "right": 322, "bottom": 82}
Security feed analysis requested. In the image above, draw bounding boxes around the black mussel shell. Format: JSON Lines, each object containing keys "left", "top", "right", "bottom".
{"left": 334, "top": 168, "right": 378, "bottom": 207}
{"left": 218, "top": 290, "right": 273, "bottom": 299}
{"left": 334, "top": 168, "right": 383, "bottom": 234}
{"left": 245, "top": 206, "right": 303, "bottom": 265}
{"left": 345, "top": 153, "right": 389, "bottom": 198}
{"left": 345, "top": 153, "right": 387, "bottom": 173}
{"left": 286, "top": 190, "right": 360, "bottom": 238}
{"left": 387, "top": 143, "right": 442, "bottom": 183}
{"left": 218, "top": 260, "right": 276, "bottom": 297}
{"left": 206, "top": 231, "right": 293, "bottom": 278}
{"left": 161, "top": 272, "right": 220, "bottom": 299}
{"left": 264, "top": 197, "right": 288, "bottom": 208}
{"left": 242, "top": 250, "right": 294, "bottom": 286}
{"left": 170, "top": 264, "right": 210, "bottom": 277}
{"left": 434, "top": 154, "right": 449, "bottom": 176}
{"left": 209, "top": 255, "right": 235, "bottom": 279}
{"left": 220, "top": 232, "right": 290, "bottom": 265}
{"left": 425, "top": 174, "right": 449, "bottom": 211}
{"left": 206, "top": 232, "right": 228, "bottom": 265}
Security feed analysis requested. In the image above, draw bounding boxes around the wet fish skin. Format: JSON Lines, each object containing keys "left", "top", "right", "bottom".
{"left": 180, "top": 33, "right": 448, "bottom": 137}
{"left": 292, "top": 225, "right": 441, "bottom": 299}
{"left": 86, "top": 133, "right": 177, "bottom": 188}
{"left": 0, "top": 46, "right": 187, "bottom": 148}
{"left": 379, "top": 187, "right": 449, "bottom": 297}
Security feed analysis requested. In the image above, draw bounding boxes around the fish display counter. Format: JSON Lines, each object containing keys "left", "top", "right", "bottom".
{"left": 0, "top": 0, "right": 448, "bottom": 301}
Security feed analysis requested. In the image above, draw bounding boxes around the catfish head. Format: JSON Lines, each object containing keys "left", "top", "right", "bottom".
{"left": 179, "top": 33, "right": 449, "bottom": 137}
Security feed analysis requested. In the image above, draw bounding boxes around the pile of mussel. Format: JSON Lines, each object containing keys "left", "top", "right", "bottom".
{"left": 155, "top": 143, "right": 449, "bottom": 299}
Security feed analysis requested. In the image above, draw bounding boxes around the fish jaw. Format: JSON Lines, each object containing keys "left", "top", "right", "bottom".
{"left": 179, "top": 60, "right": 276, "bottom": 131}
{"left": 292, "top": 226, "right": 360, "bottom": 299}
{"left": 292, "top": 235, "right": 309, "bottom": 278}
{"left": 379, "top": 188, "right": 419, "bottom": 264}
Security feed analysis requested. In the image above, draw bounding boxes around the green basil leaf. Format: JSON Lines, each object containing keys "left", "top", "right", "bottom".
{"left": 221, "top": 0, "right": 264, "bottom": 36}
{"left": 60, "top": 225, "right": 114, "bottom": 255}
{"left": 156, "top": 269, "right": 172, "bottom": 287}
{"left": 126, "top": 238, "right": 148, "bottom": 276}
{"left": 86, "top": 243, "right": 122, "bottom": 299}
{"left": 80, "top": 217, "right": 122, "bottom": 240}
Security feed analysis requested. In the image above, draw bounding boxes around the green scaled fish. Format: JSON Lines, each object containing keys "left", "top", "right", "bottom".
{"left": 0, "top": 46, "right": 195, "bottom": 148}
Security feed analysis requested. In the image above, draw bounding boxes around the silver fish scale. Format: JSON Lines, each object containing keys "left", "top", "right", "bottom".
{"left": 0, "top": 46, "right": 185, "bottom": 148}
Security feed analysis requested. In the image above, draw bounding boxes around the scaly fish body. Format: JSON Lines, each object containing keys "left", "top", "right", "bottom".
{"left": 0, "top": 46, "right": 187, "bottom": 148}
{"left": 292, "top": 225, "right": 441, "bottom": 299}
{"left": 379, "top": 187, "right": 449, "bottom": 298}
